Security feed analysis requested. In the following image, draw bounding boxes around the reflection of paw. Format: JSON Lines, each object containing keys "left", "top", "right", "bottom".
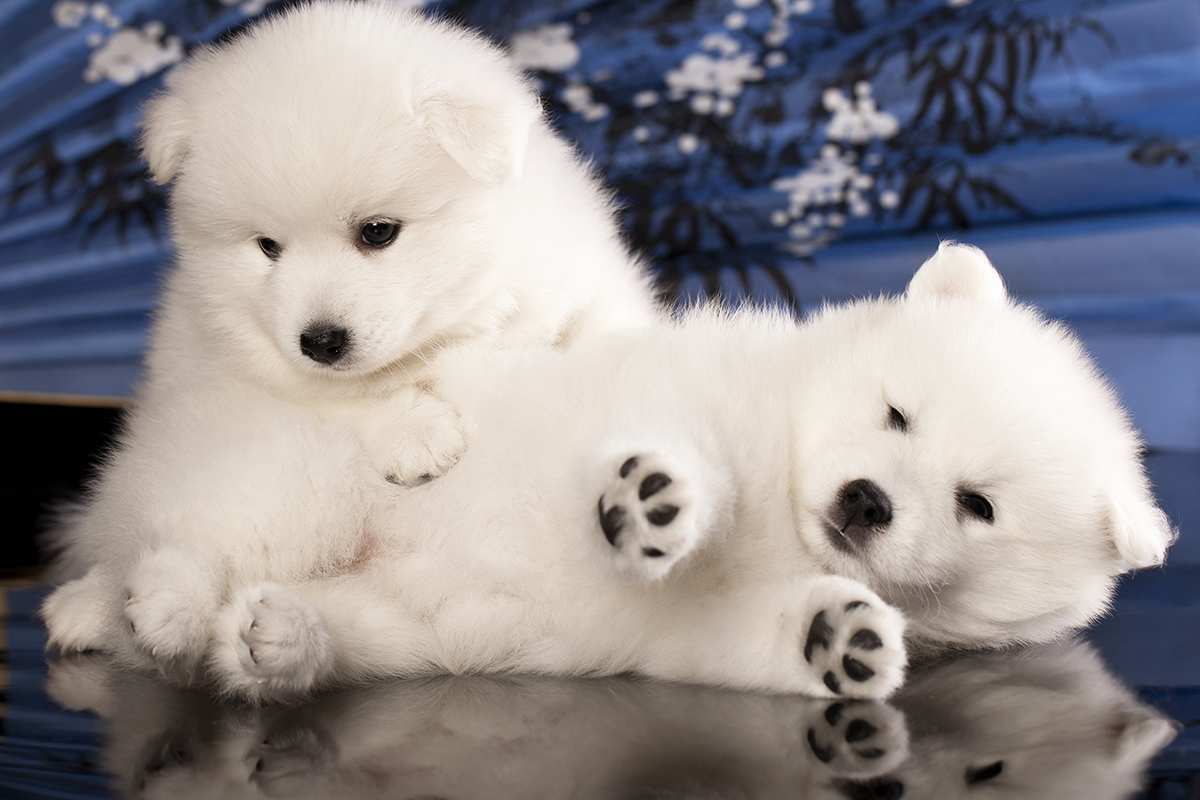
{"left": 377, "top": 395, "right": 467, "bottom": 487}
{"left": 45, "top": 654, "right": 116, "bottom": 714}
{"left": 808, "top": 700, "right": 909, "bottom": 779}
{"left": 597, "top": 453, "right": 710, "bottom": 580}
{"left": 136, "top": 730, "right": 196, "bottom": 791}
{"left": 124, "top": 549, "right": 217, "bottom": 675}
{"left": 212, "top": 584, "right": 333, "bottom": 703}
{"left": 802, "top": 578, "right": 906, "bottom": 700}
{"left": 42, "top": 570, "right": 119, "bottom": 654}
{"left": 249, "top": 724, "right": 335, "bottom": 797}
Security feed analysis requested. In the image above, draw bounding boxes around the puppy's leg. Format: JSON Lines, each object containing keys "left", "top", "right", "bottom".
{"left": 210, "top": 577, "right": 436, "bottom": 703}
{"left": 595, "top": 448, "right": 732, "bottom": 580}
{"left": 123, "top": 546, "right": 222, "bottom": 678}
{"left": 355, "top": 385, "right": 467, "bottom": 488}
{"left": 636, "top": 575, "right": 907, "bottom": 699}
{"left": 42, "top": 564, "right": 129, "bottom": 655}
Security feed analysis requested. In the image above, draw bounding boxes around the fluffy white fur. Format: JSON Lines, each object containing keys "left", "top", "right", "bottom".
{"left": 44, "top": 237, "right": 1175, "bottom": 703}
{"left": 49, "top": 641, "right": 1173, "bottom": 799}
{"left": 45, "top": 2, "right": 658, "bottom": 663}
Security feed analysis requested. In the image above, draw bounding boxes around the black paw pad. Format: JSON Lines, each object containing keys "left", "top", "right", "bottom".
{"left": 833, "top": 778, "right": 904, "bottom": 800}
{"left": 804, "top": 610, "right": 834, "bottom": 663}
{"left": 823, "top": 670, "right": 842, "bottom": 694}
{"left": 845, "top": 718, "right": 877, "bottom": 743}
{"left": 824, "top": 702, "right": 845, "bottom": 726}
{"left": 842, "top": 654, "right": 876, "bottom": 682}
{"left": 849, "top": 628, "right": 883, "bottom": 650}
{"left": 645, "top": 505, "right": 679, "bottom": 526}
{"left": 619, "top": 457, "right": 639, "bottom": 478}
{"left": 638, "top": 472, "right": 672, "bottom": 500}
{"left": 598, "top": 499, "right": 626, "bottom": 546}
{"left": 807, "top": 728, "right": 834, "bottom": 763}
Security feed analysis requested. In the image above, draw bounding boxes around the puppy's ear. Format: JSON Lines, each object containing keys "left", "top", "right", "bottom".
{"left": 906, "top": 242, "right": 1007, "bottom": 304}
{"left": 1114, "top": 708, "right": 1178, "bottom": 765}
{"left": 140, "top": 91, "right": 190, "bottom": 185}
{"left": 1106, "top": 485, "right": 1176, "bottom": 571}
{"left": 419, "top": 89, "right": 540, "bottom": 185}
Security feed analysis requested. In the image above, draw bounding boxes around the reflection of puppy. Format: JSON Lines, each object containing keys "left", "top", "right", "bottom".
{"left": 42, "top": 3, "right": 656, "bottom": 676}
{"left": 839, "top": 642, "right": 1177, "bottom": 800}
{"left": 51, "top": 641, "right": 1172, "bottom": 800}
{"left": 48, "top": 655, "right": 908, "bottom": 800}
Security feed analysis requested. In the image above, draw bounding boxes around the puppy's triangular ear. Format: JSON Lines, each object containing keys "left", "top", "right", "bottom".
{"left": 1114, "top": 708, "right": 1178, "bottom": 765}
{"left": 907, "top": 242, "right": 1007, "bottom": 304}
{"left": 420, "top": 89, "right": 539, "bottom": 185}
{"left": 141, "top": 90, "right": 190, "bottom": 185}
{"left": 1106, "top": 483, "right": 1176, "bottom": 571}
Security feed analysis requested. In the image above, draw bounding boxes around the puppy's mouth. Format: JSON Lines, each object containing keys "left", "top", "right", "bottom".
{"left": 823, "top": 518, "right": 859, "bottom": 554}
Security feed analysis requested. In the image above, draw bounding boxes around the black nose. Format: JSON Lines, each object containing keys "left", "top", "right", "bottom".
{"left": 839, "top": 479, "right": 893, "bottom": 529}
{"left": 299, "top": 324, "right": 349, "bottom": 365}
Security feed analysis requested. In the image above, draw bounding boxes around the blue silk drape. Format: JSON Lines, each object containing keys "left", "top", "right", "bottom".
{"left": 0, "top": 0, "right": 1197, "bottom": 447}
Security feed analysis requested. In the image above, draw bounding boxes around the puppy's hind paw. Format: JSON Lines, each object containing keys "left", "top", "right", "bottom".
{"left": 42, "top": 569, "right": 121, "bottom": 655}
{"left": 800, "top": 577, "right": 907, "bottom": 700}
{"left": 597, "top": 452, "right": 711, "bottom": 581}
{"left": 212, "top": 583, "right": 333, "bottom": 703}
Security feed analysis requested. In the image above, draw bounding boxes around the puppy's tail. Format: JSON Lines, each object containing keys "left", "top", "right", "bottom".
{"left": 40, "top": 498, "right": 95, "bottom": 584}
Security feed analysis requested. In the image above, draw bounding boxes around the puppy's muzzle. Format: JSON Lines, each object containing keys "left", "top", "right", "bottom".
{"left": 827, "top": 479, "right": 893, "bottom": 552}
{"left": 300, "top": 323, "right": 350, "bottom": 365}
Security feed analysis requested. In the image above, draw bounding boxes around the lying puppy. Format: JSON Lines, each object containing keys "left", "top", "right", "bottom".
{"left": 42, "top": 3, "right": 656, "bottom": 666}
{"left": 47, "top": 243, "right": 1174, "bottom": 703}
{"left": 48, "top": 641, "right": 1172, "bottom": 799}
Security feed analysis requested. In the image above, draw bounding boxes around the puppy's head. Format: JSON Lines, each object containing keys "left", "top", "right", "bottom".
{"left": 793, "top": 243, "right": 1176, "bottom": 647}
{"left": 142, "top": 3, "right": 540, "bottom": 384}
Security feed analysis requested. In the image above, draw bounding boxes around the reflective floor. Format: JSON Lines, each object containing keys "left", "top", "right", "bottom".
{"left": 1, "top": 456, "right": 1196, "bottom": 799}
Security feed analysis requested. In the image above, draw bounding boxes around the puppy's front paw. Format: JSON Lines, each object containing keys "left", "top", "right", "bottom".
{"left": 125, "top": 548, "right": 218, "bottom": 676}
{"left": 375, "top": 395, "right": 467, "bottom": 488}
{"left": 801, "top": 578, "right": 906, "bottom": 700}
{"left": 807, "top": 700, "right": 909, "bottom": 779}
{"left": 212, "top": 583, "right": 333, "bottom": 703}
{"left": 597, "top": 453, "right": 710, "bottom": 580}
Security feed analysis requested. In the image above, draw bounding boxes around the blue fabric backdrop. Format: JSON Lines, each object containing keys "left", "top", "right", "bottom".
{"left": 0, "top": 0, "right": 1197, "bottom": 447}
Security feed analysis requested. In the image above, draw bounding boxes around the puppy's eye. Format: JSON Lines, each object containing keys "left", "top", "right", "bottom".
{"left": 887, "top": 405, "right": 908, "bottom": 432}
{"left": 958, "top": 492, "right": 995, "bottom": 523}
{"left": 257, "top": 237, "right": 282, "bottom": 259}
{"left": 359, "top": 220, "right": 401, "bottom": 248}
{"left": 965, "top": 760, "right": 1004, "bottom": 785}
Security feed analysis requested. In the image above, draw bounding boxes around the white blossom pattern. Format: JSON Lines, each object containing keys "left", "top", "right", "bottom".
{"left": 84, "top": 23, "right": 183, "bottom": 85}
{"left": 51, "top": 1, "right": 89, "bottom": 28}
{"left": 771, "top": 81, "right": 901, "bottom": 254}
{"left": 511, "top": 23, "right": 580, "bottom": 72}
{"left": 824, "top": 83, "right": 900, "bottom": 143}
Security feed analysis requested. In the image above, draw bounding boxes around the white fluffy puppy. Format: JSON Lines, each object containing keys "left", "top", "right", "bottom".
{"left": 42, "top": 3, "right": 656, "bottom": 667}
{"left": 50, "top": 244, "right": 1174, "bottom": 704}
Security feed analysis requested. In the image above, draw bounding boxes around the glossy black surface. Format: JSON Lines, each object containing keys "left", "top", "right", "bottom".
{"left": 1, "top": 453, "right": 1195, "bottom": 799}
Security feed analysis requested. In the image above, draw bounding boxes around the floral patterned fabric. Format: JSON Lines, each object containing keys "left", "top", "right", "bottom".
{"left": 0, "top": 0, "right": 1197, "bottom": 446}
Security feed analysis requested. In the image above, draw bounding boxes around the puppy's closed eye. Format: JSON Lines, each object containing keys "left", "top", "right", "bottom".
{"left": 886, "top": 405, "right": 908, "bottom": 432}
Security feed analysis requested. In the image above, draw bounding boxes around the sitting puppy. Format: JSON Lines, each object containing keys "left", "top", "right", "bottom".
{"left": 42, "top": 3, "right": 657, "bottom": 669}
{"left": 47, "top": 243, "right": 1175, "bottom": 704}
